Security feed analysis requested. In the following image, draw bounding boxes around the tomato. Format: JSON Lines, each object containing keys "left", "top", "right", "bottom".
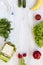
{"left": 18, "top": 53, "right": 22, "bottom": 59}
{"left": 23, "top": 53, "right": 27, "bottom": 57}
{"left": 33, "top": 51, "right": 41, "bottom": 59}
{"left": 35, "top": 14, "right": 41, "bottom": 20}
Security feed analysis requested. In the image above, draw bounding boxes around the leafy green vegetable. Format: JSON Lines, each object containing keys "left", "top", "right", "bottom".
{"left": 33, "top": 21, "right": 43, "bottom": 47}
{"left": 0, "top": 18, "right": 13, "bottom": 41}
{"left": 19, "top": 58, "right": 26, "bottom": 65}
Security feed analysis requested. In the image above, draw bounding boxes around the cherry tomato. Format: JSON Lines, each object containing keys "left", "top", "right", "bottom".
{"left": 35, "top": 14, "right": 41, "bottom": 20}
{"left": 33, "top": 51, "right": 41, "bottom": 59}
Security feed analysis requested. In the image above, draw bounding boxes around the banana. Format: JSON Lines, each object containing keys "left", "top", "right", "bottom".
{"left": 30, "top": 0, "right": 43, "bottom": 10}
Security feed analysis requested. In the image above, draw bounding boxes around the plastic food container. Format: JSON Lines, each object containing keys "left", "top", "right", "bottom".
{"left": 0, "top": 42, "right": 16, "bottom": 62}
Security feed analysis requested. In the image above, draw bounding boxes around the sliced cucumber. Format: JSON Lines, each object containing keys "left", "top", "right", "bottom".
{"left": 0, "top": 55, "right": 9, "bottom": 62}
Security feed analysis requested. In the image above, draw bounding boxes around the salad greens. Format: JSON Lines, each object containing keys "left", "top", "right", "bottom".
{"left": 33, "top": 21, "right": 43, "bottom": 47}
{"left": 0, "top": 18, "right": 13, "bottom": 41}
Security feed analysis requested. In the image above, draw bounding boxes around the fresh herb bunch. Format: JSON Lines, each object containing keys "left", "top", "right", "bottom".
{"left": 0, "top": 18, "right": 13, "bottom": 41}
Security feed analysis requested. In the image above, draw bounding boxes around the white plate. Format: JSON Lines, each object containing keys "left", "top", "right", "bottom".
{"left": 0, "top": 0, "right": 43, "bottom": 65}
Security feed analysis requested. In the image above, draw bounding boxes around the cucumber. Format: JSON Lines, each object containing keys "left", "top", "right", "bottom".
{"left": 0, "top": 55, "right": 9, "bottom": 62}
{"left": 18, "top": 0, "right": 21, "bottom": 7}
{"left": 22, "top": 0, "right": 26, "bottom": 8}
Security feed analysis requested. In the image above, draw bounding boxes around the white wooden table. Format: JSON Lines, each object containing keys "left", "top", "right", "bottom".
{"left": 0, "top": 0, "right": 43, "bottom": 65}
